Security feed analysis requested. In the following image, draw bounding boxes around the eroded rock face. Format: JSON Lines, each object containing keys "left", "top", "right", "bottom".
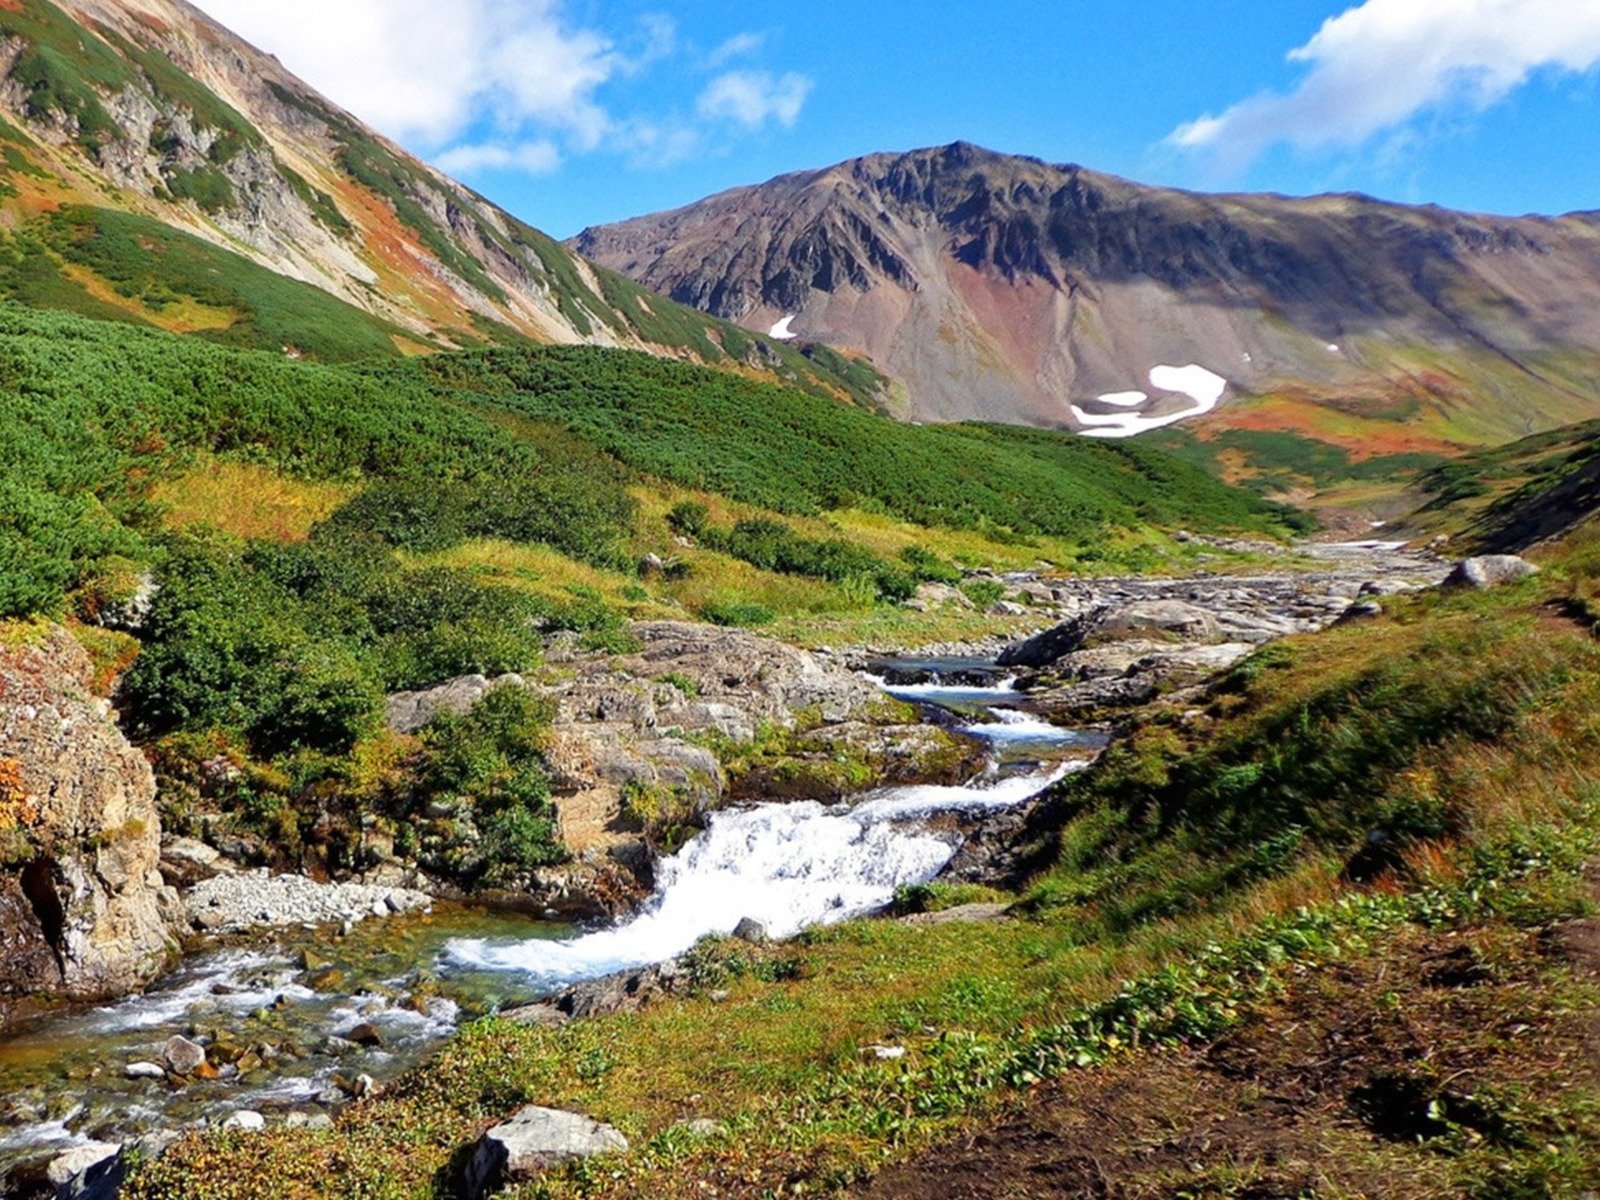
{"left": 0, "top": 627, "right": 178, "bottom": 1010}
{"left": 386, "top": 622, "right": 885, "bottom": 917}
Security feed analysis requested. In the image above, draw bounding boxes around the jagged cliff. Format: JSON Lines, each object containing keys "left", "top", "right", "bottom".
{"left": 573, "top": 142, "right": 1600, "bottom": 442}
{"left": 0, "top": 625, "right": 177, "bottom": 1014}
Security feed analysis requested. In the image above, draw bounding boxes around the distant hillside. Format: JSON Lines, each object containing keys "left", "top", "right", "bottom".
{"left": 573, "top": 142, "right": 1600, "bottom": 450}
{"left": 1402, "top": 419, "right": 1600, "bottom": 553}
{"left": 0, "top": 301, "right": 1299, "bottom": 620}
{"left": 0, "top": 0, "right": 877, "bottom": 403}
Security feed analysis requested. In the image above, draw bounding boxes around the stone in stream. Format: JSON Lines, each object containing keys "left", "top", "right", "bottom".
{"left": 221, "top": 1110, "right": 265, "bottom": 1132}
{"left": 124, "top": 1061, "right": 166, "bottom": 1080}
{"left": 464, "top": 1106, "right": 629, "bottom": 1198}
{"left": 163, "top": 1035, "right": 206, "bottom": 1076}
{"left": 345, "top": 1022, "right": 384, "bottom": 1048}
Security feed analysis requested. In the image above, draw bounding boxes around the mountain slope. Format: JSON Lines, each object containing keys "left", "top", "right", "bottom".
{"left": 0, "top": 0, "right": 877, "bottom": 401}
{"left": 572, "top": 142, "right": 1600, "bottom": 445}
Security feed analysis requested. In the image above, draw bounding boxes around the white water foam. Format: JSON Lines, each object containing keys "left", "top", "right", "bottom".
{"left": 961, "top": 707, "right": 1076, "bottom": 744}
{"left": 76, "top": 950, "right": 299, "bottom": 1035}
{"left": 445, "top": 771, "right": 1061, "bottom": 986}
{"left": 877, "top": 677, "right": 1021, "bottom": 704}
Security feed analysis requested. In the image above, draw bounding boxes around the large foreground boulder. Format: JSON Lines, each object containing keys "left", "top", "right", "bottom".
{"left": 465, "top": 1106, "right": 629, "bottom": 1197}
{"left": 1443, "top": 555, "right": 1539, "bottom": 590}
{"left": 997, "top": 600, "right": 1221, "bottom": 669}
{"left": 1, "top": 626, "right": 178, "bottom": 1012}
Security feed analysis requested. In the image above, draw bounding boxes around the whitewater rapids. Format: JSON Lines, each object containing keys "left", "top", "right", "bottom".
{"left": 445, "top": 769, "right": 1066, "bottom": 986}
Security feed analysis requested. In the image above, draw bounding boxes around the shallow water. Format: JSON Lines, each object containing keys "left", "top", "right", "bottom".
{"left": 0, "top": 907, "right": 567, "bottom": 1172}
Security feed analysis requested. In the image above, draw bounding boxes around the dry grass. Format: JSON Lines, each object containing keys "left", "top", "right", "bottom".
{"left": 153, "top": 462, "right": 355, "bottom": 542}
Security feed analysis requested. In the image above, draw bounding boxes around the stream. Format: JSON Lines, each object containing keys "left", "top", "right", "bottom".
{"left": 0, "top": 663, "right": 1096, "bottom": 1177}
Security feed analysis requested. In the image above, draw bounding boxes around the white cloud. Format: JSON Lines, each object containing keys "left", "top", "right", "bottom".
{"left": 197, "top": 1, "right": 812, "bottom": 175}
{"left": 1171, "top": 0, "right": 1600, "bottom": 166}
{"left": 698, "top": 70, "right": 812, "bottom": 129}
{"left": 706, "top": 32, "right": 765, "bottom": 69}
{"left": 434, "top": 141, "right": 563, "bottom": 176}
{"left": 198, "top": 0, "right": 617, "bottom": 146}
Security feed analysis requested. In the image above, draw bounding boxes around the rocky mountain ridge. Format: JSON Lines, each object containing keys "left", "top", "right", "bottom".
{"left": 573, "top": 142, "right": 1600, "bottom": 443}
{"left": 0, "top": 0, "right": 873, "bottom": 400}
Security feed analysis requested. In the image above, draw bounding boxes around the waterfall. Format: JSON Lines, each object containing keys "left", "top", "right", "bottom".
{"left": 445, "top": 769, "right": 1066, "bottom": 986}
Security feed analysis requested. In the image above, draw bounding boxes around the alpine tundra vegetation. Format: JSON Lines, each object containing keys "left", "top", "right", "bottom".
{"left": 2, "top": 1, "right": 1600, "bottom": 1198}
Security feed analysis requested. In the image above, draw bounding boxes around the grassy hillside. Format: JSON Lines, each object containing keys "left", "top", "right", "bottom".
{"left": 125, "top": 517, "right": 1600, "bottom": 1200}
{"left": 0, "top": 303, "right": 1298, "bottom": 623}
{"left": 400, "top": 346, "right": 1305, "bottom": 539}
{"left": 0, "top": 302, "right": 1296, "bottom": 883}
{"left": 0, "top": 205, "right": 418, "bottom": 360}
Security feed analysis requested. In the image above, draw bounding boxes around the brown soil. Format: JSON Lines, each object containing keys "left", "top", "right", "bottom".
{"left": 854, "top": 917, "right": 1600, "bottom": 1200}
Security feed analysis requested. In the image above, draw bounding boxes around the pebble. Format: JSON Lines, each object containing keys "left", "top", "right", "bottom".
{"left": 184, "top": 870, "right": 432, "bottom": 934}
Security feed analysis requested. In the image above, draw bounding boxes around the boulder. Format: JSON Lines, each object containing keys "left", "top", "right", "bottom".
{"left": 995, "top": 609, "right": 1103, "bottom": 668}
{"left": 46, "top": 1141, "right": 124, "bottom": 1200}
{"left": 221, "top": 1110, "right": 265, "bottom": 1132}
{"left": 998, "top": 601, "right": 1221, "bottom": 669}
{"left": 911, "top": 582, "right": 972, "bottom": 610}
{"left": 498, "top": 1003, "right": 569, "bottom": 1028}
{"left": 1, "top": 627, "right": 180, "bottom": 1011}
{"left": 158, "top": 837, "right": 233, "bottom": 887}
{"left": 164, "top": 1035, "right": 207, "bottom": 1075}
{"left": 1093, "top": 600, "right": 1221, "bottom": 645}
{"left": 732, "top": 917, "right": 768, "bottom": 943}
{"left": 385, "top": 674, "right": 523, "bottom": 736}
{"left": 1443, "top": 555, "right": 1540, "bottom": 590}
{"left": 464, "top": 1106, "right": 629, "bottom": 1197}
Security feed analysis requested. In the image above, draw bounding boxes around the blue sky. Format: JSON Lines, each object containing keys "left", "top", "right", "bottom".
{"left": 200, "top": 0, "right": 1600, "bottom": 238}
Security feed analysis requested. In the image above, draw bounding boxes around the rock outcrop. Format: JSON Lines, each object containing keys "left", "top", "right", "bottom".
{"left": 991, "top": 546, "right": 1448, "bottom": 718}
{"left": 0, "top": 625, "right": 178, "bottom": 1013}
{"left": 386, "top": 622, "right": 890, "bottom": 916}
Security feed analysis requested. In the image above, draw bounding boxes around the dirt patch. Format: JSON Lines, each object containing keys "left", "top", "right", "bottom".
{"left": 855, "top": 922, "right": 1600, "bottom": 1200}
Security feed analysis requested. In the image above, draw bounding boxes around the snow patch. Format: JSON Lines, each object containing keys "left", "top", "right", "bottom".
{"left": 1096, "top": 390, "right": 1150, "bottom": 407}
{"left": 1071, "top": 364, "right": 1228, "bottom": 439}
{"left": 769, "top": 315, "right": 798, "bottom": 341}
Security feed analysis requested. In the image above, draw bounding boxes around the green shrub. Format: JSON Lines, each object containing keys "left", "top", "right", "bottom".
{"left": 961, "top": 579, "right": 1006, "bottom": 609}
{"left": 666, "top": 501, "right": 710, "bottom": 538}
{"left": 700, "top": 599, "right": 776, "bottom": 628}
{"left": 901, "top": 545, "right": 963, "bottom": 585}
